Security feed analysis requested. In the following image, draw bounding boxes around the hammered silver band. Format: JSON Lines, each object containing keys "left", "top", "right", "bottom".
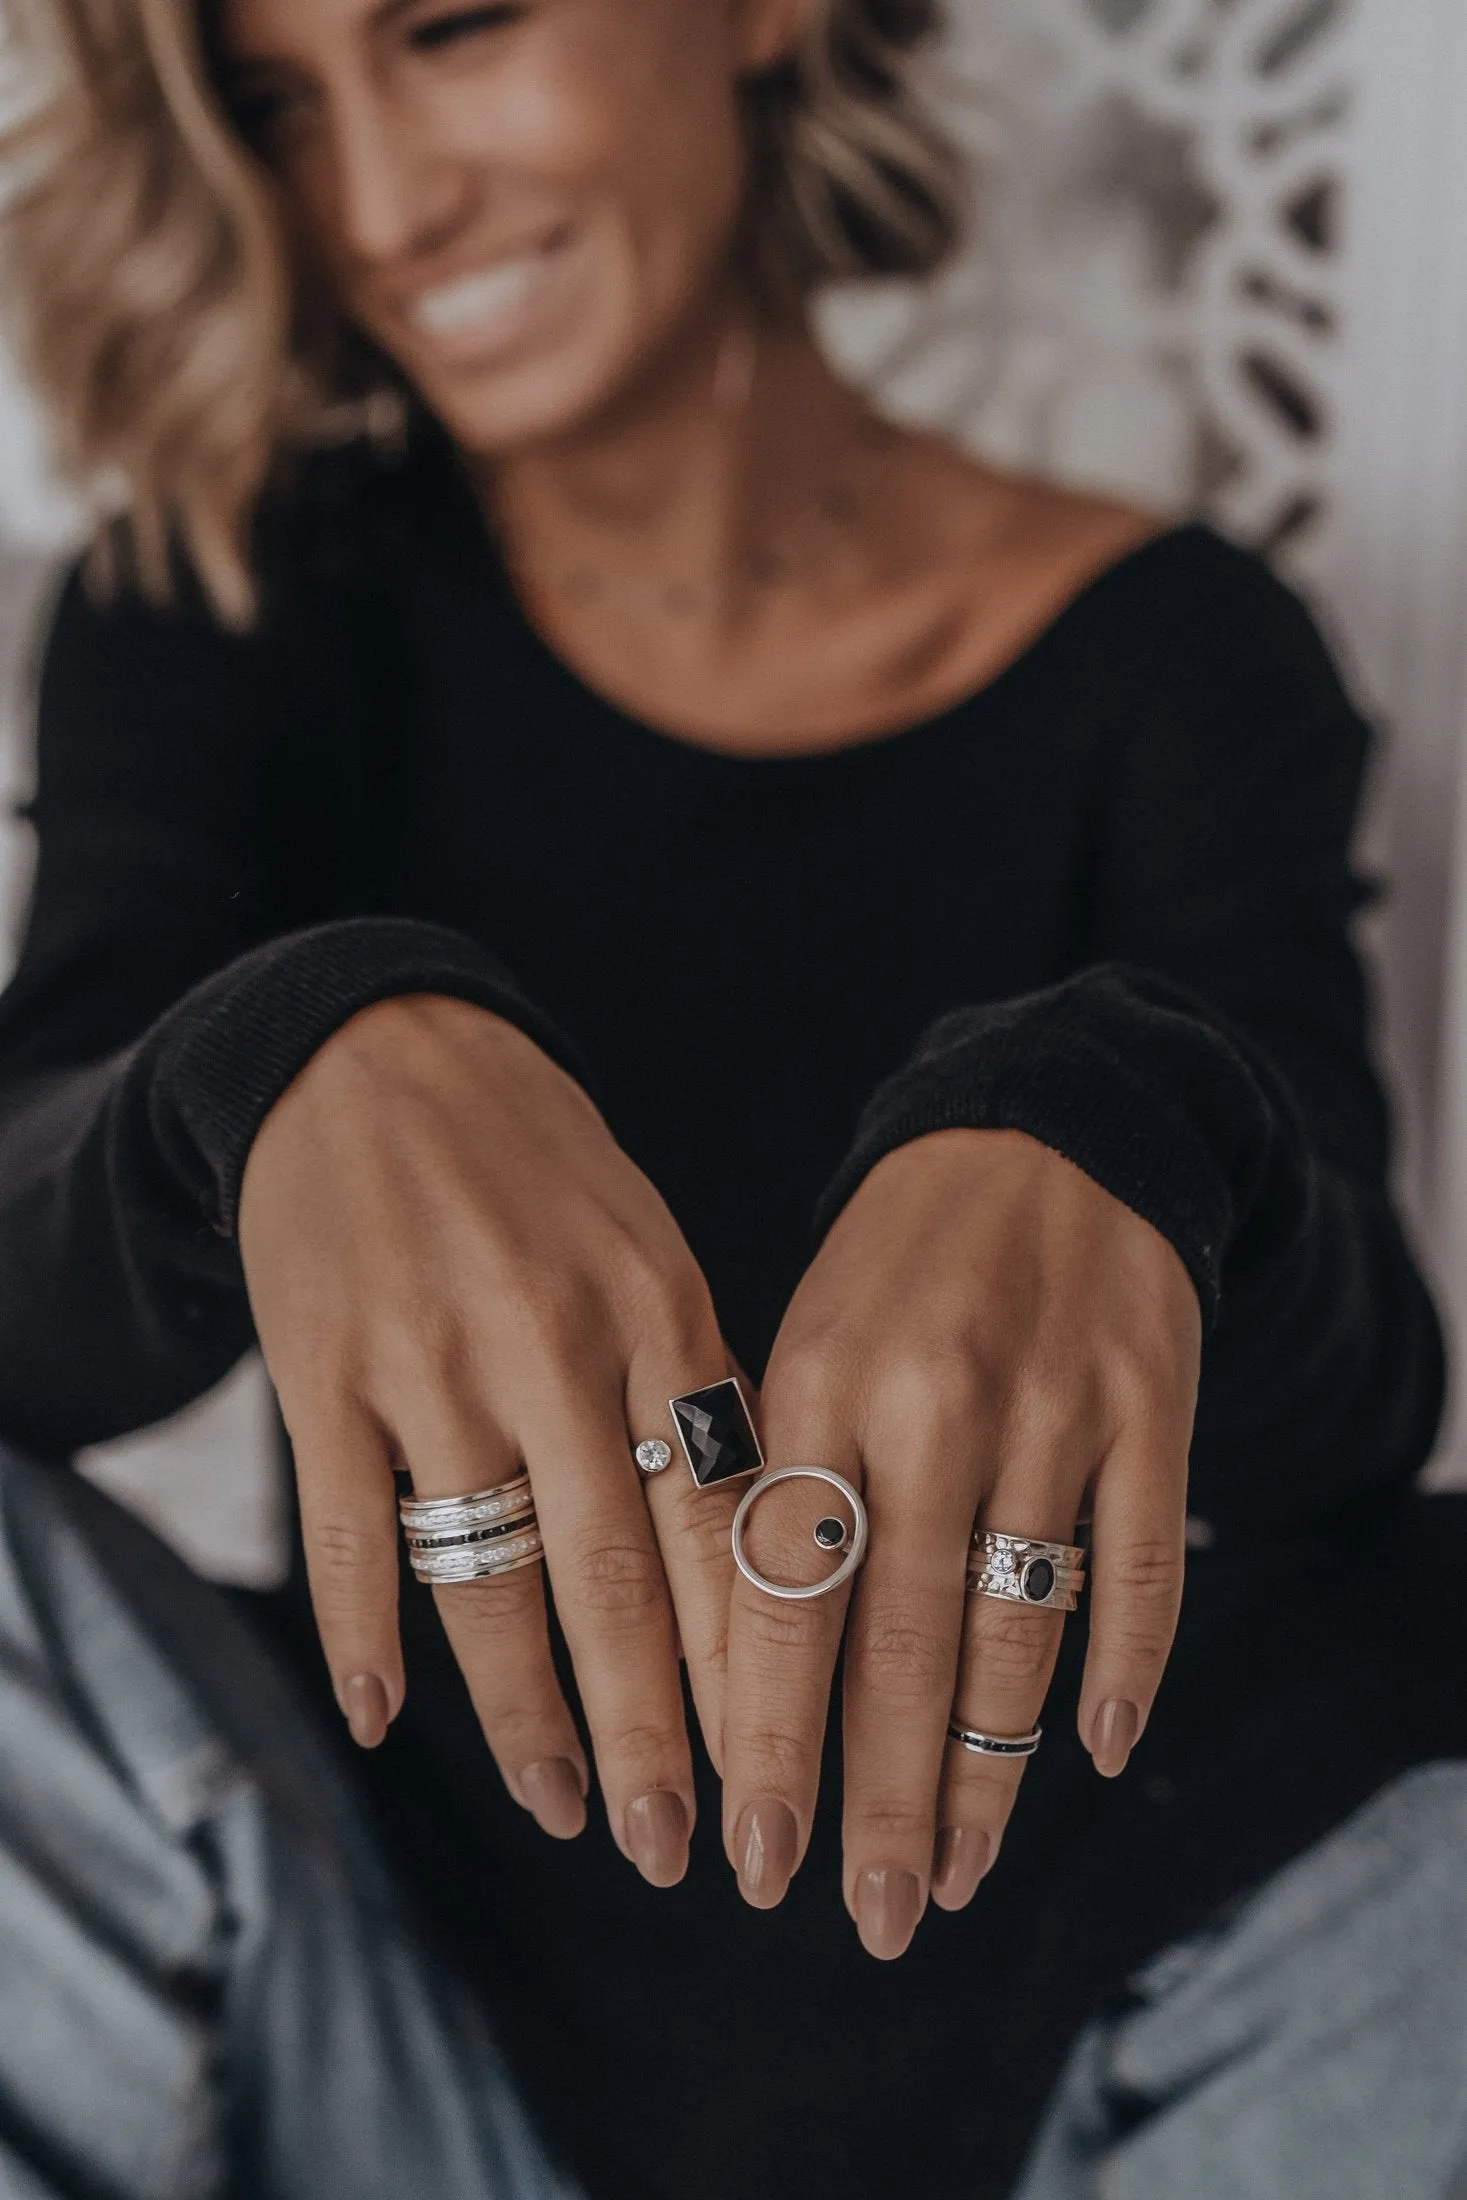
{"left": 947, "top": 1721, "right": 1042, "bottom": 1758}
{"left": 967, "top": 1530, "right": 1086, "bottom": 1614}
{"left": 731, "top": 1467, "right": 869, "bottom": 1603}
{"left": 400, "top": 1475, "right": 545, "bottom": 1586}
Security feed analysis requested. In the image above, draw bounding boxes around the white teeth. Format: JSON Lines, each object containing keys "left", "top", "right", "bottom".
{"left": 413, "top": 258, "right": 540, "bottom": 336}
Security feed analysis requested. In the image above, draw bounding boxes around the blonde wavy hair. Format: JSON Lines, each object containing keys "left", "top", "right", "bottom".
{"left": 0, "top": 0, "right": 964, "bottom": 625}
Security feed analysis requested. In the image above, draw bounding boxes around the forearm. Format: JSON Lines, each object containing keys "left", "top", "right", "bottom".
{"left": 819, "top": 963, "right": 1443, "bottom": 1534}
{"left": 0, "top": 917, "right": 588, "bottom": 1453}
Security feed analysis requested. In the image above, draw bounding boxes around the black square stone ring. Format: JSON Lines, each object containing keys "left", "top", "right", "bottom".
{"left": 636, "top": 1376, "right": 766, "bottom": 1487}
{"left": 967, "top": 1530, "right": 1086, "bottom": 1614}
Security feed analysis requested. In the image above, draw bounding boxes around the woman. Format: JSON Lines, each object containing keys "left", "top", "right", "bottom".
{"left": 0, "top": 0, "right": 1463, "bottom": 2194}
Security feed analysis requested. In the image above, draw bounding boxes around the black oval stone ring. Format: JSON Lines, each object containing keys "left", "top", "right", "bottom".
{"left": 967, "top": 1530, "right": 1086, "bottom": 1614}
{"left": 731, "top": 1467, "right": 869, "bottom": 1603}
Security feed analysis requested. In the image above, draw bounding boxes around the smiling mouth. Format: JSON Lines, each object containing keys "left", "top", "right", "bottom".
{"left": 408, "top": 231, "right": 573, "bottom": 342}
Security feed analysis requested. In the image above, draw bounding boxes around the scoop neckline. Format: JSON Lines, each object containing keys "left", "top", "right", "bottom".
{"left": 477, "top": 519, "right": 1209, "bottom": 770}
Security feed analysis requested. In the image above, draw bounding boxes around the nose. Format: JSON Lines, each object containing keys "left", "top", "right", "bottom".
{"left": 328, "top": 77, "right": 467, "bottom": 267}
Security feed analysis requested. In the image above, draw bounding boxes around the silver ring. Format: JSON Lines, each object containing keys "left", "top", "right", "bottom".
{"left": 409, "top": 1526, "right": 546, "bottom": 1585}
{"left": 968, "top": 1530, "right": 1085, "bottom": 1614}
{"left": 400, "top": 1475, "right": 534, "bottom": 1534}
{"left": 731, "top": 1467, "right": 868, "bottom": 1602}
{"left": 667, "top": 1378, "right": 764, "bottom": 1488}
{"left": 947, "top": 1721, "right": 1042, "bottom": 1758}
{"left": 399, "top": 1475, "right": 543, "bottom": 1585}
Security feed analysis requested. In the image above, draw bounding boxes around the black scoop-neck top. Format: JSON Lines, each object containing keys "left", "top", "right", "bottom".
{"left": 0, "top": 444, "right": 1459, "bottom": 2200}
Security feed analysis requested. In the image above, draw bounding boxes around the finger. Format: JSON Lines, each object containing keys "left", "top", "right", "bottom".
{"left": 840, "top": 1385, "right": 978, "bottom": 1960}
{"left": 292, "top": 1396, "right": 405, "bottom": 1751}
{"left": 515, "top": 1376, "right": 695, "bottom": 1888}
{"left": 396, "top": 1401, "right": 589, "bottom": 1840}
{"left": 932, "top": 1489, "right": 1074, "bottom": 1913}
{"left": 1077, "top": 1431, "right": 1187, "bottom": 1779}
{"left": 722, "top": 1350, "right": 860, "bottom": 1914}
{"left": 629, "top": 1338, "right": 754, "bottom": 1778}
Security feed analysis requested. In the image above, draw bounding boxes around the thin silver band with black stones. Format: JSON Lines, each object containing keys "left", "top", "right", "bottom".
{"left": 967, "top": 1530, "right": 1086, "bottom": 1614}
{"left": 947, "top": 1721, "right": 1042, "bottom": 1758}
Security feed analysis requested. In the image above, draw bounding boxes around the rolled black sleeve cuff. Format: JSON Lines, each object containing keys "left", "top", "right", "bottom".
{"left": 150, "top": 916, "right": 590, "bottom": 1239}
{"left": 816, "top": 964, "right": 1297, "bottom": 1326}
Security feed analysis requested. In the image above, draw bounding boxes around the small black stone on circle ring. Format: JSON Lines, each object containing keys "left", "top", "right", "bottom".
{"left": 813, "top": 1516, "right": 850, "bottom": 1553}
{"left": 1020, "top": 1556, "right": 1056, "bottom": 1602}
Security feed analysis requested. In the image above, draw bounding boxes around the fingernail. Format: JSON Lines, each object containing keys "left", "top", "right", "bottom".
{"left": 1092, "top": 1698, "right": 1140, "bottom": 1778}
{"left": 733, "top": 1797, "right": 798, "bottom": 1909}
{"left": 854, "top": 1868, "right": 923, "bottom": 1960}
{"left": 624, "top": 1790, "right": 690, "bottom": 1887}
{"left": 340, "top": 1672, "right": 389, "bottom": 1750}
{"left": 519, "top": 1758, "right": 587, "bottom": 1840}
{"left": 932, "top": 1826, "right": 992, "bottom": 1909}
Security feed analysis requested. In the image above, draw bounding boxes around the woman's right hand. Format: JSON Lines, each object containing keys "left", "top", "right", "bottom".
{"left": 238, "top": 992, "right": 735, "bottom": 1885}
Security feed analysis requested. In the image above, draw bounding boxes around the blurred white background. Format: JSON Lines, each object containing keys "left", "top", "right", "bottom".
{"left": 2, "top": 0, "right": 1467, "bottom": 1578}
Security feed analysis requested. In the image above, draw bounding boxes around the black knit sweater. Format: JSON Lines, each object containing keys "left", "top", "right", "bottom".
{"left": 0, "top": 443, "right": 1456, "bottom": 2200}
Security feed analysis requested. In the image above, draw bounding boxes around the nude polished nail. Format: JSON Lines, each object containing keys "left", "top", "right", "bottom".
{"left": 854, "top": 1868, "right": 922, "bottom": 1960}
{"left": 932, "top": 1826, "right": 992, "bottom": 1909}
{"left": 624, "top": 1790, "right": 690, "bottom": 1887}
{"left": 340, "top": 1672, "right": 389, "bottom": 1750}
{"left": 520, "top": 1758, "right": 587, "bottom": 1840}
{"left": 1092, "top": 1698, "right": 1140, "bottom": 1777}
{"left": 734, "top": 1797, "right": 798, "bottom": 1909}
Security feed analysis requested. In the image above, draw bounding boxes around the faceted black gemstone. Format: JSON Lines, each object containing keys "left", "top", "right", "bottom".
{"left": 669, "top": 1379, "right": 764, "bottom": 1487}
{"left": 1020, "top": 1557, "right": 1056, "bottom": 1602}
{"left": 813, "top": 1516, "right": 848, "bottom": 1551}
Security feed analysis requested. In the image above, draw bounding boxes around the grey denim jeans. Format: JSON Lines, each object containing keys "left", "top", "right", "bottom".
{"left": 1015, "top": 1760, "right": 1467, "bottom": 2200}
{"left": 5, "top": 1441, "right": 1466, "bottom": 2200}
{"left": 0, "top": 1445, "right": 577, "bottom": 2200}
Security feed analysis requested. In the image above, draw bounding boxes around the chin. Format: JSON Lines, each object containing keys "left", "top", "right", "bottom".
{"left": 422, "top": 349, "right": 633, "bottom": 456}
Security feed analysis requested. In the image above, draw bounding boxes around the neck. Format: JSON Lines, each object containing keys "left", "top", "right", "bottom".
{"left": 485, "top": 289, "right": 876, "bottom": 604}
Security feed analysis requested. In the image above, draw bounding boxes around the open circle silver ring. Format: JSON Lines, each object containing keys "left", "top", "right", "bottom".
{"left": 967, "top": 1530, "right": 1085, "bottom": 1614}
{"left": 731, "top": 1467, "right": 869, "bottom": 1603}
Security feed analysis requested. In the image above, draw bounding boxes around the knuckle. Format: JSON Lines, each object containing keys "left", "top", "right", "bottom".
{"left": 875, "top": 1343, "right": 984, "bottom": 1436}
{"left": 308, "top": 1514, "right": 388, "bottom": 1578}
{"left": 1105, "top": 1535, "right": 1183, "bottom": 1605}
{"left": 435, "top": 1569, "right": 542, "bottom": 1644}
{"left": 847, "top": 1796, "right": 934, "bottom": 1847}
{"left": 968, "top": 1606, "right": 1056, "bottom": 1689}
{"left": 600, "top": 1716, "right": 686, "bottom": 1779}
{"left": 766, "top": 1336, "right": 854, "bottom": 1435}
{"left": 570, "top": 1535, "right": 669, "bottom": 1623}
{"left": 663, "top": 1497, "right": 737, "bottom": 1576}
{"left": 735, "top": 1719, "right": 811, "bottom": 1789}
{"left": 854, "top": 1610, "right": 952, "bottom": 1703}
{"left": 735, "top": 1595, "right": 828, "bottom": 1659}
{"left": 944, "top": 1759, "right": 1026, "bottom": 1818}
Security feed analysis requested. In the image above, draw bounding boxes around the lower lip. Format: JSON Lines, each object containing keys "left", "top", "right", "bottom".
{"left": 405, "top": 231, "right": 580, "bottom": 368}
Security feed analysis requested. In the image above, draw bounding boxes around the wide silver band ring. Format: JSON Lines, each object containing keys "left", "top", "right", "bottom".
{"left": 731, "top": 1467, "right": 869, "bottom": 1603}
{"left": 967, "top": 1530, "right": 1086, "bottom": 1614}
{"left": 947, "top": 1721, "right": 1042, "bottom": 1758}
{"left": 399, "top": 1475, "right": 543, "bottom": 1585}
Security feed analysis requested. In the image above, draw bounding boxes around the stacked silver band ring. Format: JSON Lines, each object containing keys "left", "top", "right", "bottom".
{"left": 399, "top": 1473, "right": 545, "bottom": 1585}
{"left": 968, "top": 1530, "right": 1086, "bottom": 1613}
{"left": 947, "top": 1721, "right": 1042, "bottom": 1758}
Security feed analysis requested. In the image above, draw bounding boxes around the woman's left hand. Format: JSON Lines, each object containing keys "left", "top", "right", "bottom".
{"left": 721, "top": 1128, "right": 1201, "bottom": 1958}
